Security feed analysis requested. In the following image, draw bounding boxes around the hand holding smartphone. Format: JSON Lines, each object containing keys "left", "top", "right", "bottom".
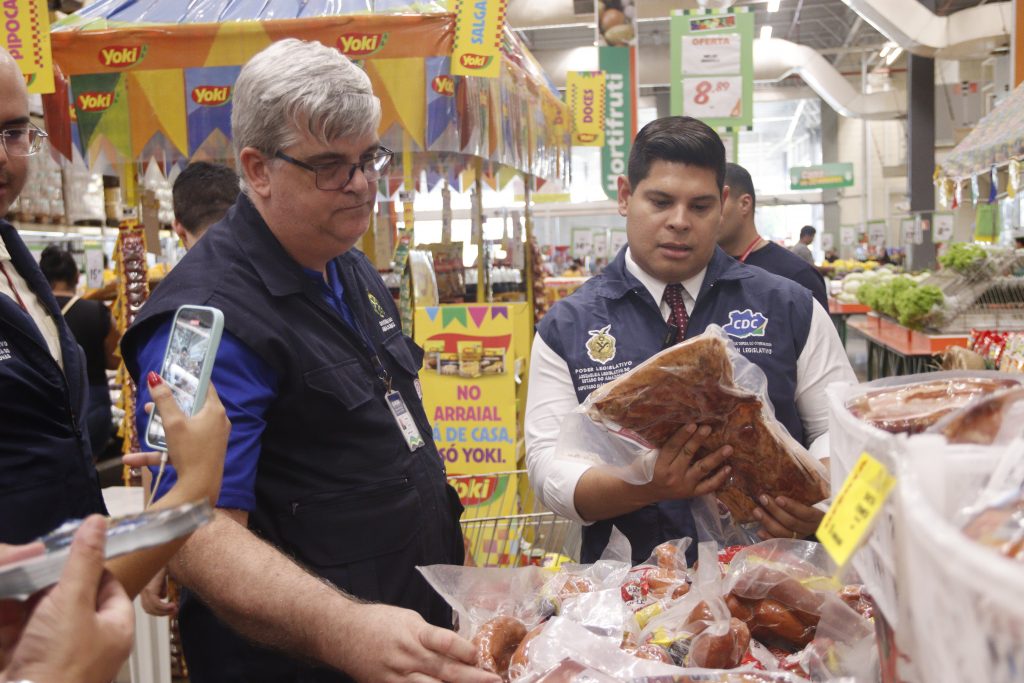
{"left": 145, "top": 305, "right": 224, "bottom": 452}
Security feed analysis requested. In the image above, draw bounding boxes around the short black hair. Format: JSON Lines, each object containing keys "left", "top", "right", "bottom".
{"left": 800, "top": 225, "right": 816, "bottom": 239}
{"left": 627, "top": 116, "right": 726, "bottom": 192}
{"left": 172, "top": 162, "right": 240, "bottom": 235}
{"left": 724, "top": 162, "right": 756, "bottom": 211}
{"left": 39, "top": 245, "right": 79, "bottom": 287}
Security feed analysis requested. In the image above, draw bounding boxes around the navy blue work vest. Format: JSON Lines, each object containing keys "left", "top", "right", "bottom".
{"left": 538, "top": 246, "right": 812, "bottom": 565}
{"left": 0, "top": 221, "right": 106, "bottom": 544}
{"left": 122, "top": 196, "right": 463, "bottom": 682}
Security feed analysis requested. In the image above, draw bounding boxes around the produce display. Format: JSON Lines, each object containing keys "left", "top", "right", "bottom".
{"left": 845, "top": 376, "right": 1019, "bottom": 434}
{"left": 938, "top": 242, "right": 987, "bottom": 274}
{"left": 582, "top": 328, "right": 829, "bottom": 522}
{"left": 422, "top": 540, "right": 875, "bottom": 682}
{"left": 850, "top": 271, "right": 944, "bottom": 330}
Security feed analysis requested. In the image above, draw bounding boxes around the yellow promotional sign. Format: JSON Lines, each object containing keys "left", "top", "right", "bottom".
{"left": 817, "top": 452, "right": 896, "bottom": 568}
{"left": 2, "top": 0, "right": 54, "bottom": 94}
{"left": 567, "top": 71, "right": 606, "bottom": 147}
{"left": 414, "top": 303, "right": 522, "bottom": 475}
{"left": 451, "top": 0, "right": 507, "bottom": 79}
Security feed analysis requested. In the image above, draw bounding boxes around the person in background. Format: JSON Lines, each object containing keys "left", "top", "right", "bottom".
{"left": 562, "top": 257, "right": 586, "bottom": 277}
{"left": 790, "top": 225, "right": 816, "bottom": 265}
{"left": 525, "top": 116, "right": 856, "bottom": 566}
{"left": 824, "top": 249, "right": 839, "bottom": 263}
{"left": 39, "top": 245, "right": 120, "bottom": 458}
{"left": 171, "top": 161, "right": 240, "bottom": 250}
{"left": 718, "top": 163, "right": 828, "bottom": 310}
{"left": 122, "top": 39, "right": 495, "bottom": 683}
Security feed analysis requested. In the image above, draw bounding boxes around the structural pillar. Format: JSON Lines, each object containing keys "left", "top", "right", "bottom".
{"left": 820, "top": 103, "right": 841, "bottom": 255}
{"left": 907, "top": 0, "right": 937, "bottom": 270}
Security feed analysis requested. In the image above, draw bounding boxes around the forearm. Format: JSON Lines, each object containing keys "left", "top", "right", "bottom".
{"left": 169, "top": 510, "right": 361, "bottom": 671}
{"left": 105, "top": 472, "right": 214, "bottom": 598}
{"left": 573, "top": 468, "right": 653, "bottom": 522}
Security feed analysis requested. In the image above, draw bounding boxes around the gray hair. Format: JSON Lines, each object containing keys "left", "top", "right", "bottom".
{"left": 231, "top": 39, "right": 381, "bottom": 181}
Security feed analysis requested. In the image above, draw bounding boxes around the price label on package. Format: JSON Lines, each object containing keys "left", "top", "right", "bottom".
{"left": 817, "top": 452, "right": 896, "bottom": 568}
{"left": 682, "top": 76, "right": 742, "bottom": 119}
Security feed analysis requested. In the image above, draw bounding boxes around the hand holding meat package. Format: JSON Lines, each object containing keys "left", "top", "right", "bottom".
{"left": 419, "top": 538, "right": 874, "bottom": 682}
{"left": 555, "top": 326, "right": 828, "bottom": 523}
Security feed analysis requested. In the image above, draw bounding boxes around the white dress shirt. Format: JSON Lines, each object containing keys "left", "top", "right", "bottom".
{"left": 0, "top": 236, "right": 63, "bottom": 368}
{"left": 524, "top": 248, "right": 855, "bottom": 523}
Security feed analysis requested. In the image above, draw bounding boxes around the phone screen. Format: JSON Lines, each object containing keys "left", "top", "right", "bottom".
{"left": 146, "top": 307, "right": 221, "bottom": 450}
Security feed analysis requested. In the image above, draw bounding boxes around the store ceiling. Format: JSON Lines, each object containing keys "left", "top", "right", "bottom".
{"left": 509, "top": 0, "right": 998, "bottom": 85}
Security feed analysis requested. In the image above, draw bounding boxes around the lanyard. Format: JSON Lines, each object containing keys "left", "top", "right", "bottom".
{"left": 738, "top": 236, "right": 763, "bottom": 263}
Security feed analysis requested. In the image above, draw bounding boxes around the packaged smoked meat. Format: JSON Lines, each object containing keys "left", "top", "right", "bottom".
{"left": 568, "top": 326, "right": 828, "bottom": 523}
{"left": 962, "top": 492, "right": 1024, "bottom": 561}
{"left": 844, "top": 375, "right": 1019, "bottom": 434}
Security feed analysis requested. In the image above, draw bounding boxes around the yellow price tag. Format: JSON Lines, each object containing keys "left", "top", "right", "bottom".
{"left": 816, "top": 452, "right": 896, "bottom": 568}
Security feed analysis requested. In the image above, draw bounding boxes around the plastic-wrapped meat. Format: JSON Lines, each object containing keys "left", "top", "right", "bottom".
{"left": 845, "top": 377, "right": 1019, "bottom": 434}
{"left": 962, "top": 495, "right": 1024, "bottom": 561}
{"left": 937, "top": 386, "right": 1024, "bottom": 445}
{"left": 585, "top": 331, "right": 828, "bottom": 522}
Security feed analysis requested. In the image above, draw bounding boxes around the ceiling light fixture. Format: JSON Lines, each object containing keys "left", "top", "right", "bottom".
{"left": 760, "top": 25, "right": 773, "bottom": 40}
{"left": 885, "top": 46, "right": 903, "bottom": 65}
{"left": 767, "top": 0, "right": 782, "bottom": 12}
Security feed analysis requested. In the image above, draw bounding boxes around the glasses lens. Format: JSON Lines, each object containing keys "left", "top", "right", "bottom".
{"left": 4, "top": 128, "right": 35, "bottom": 156}
{"left": 315, "top": 162, "right": 352, "bottom": 191}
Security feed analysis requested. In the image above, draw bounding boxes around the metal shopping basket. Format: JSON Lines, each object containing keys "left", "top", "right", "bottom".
{"left": 448, "top": 470, "right": 581, "bottom": 568}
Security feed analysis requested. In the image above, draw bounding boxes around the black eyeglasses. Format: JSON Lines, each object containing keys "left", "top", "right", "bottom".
{"left": 274, "top": 146, "right": 394, "bottom": 191}
{"left": 0, "top": 123, "right": 48, "bottom": 157}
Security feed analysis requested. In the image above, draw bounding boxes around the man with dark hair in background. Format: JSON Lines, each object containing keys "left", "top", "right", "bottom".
{"left": 718, "top": 163, "right": 828, "bottom": 310}
{"left": 525, "top": 116, "right": 855, "bottom": 565}
{"left": 791, "top": 225, "right": 817, "bottom": 265}
{"left": 171, "top": 161, "right": 239, "bottom": 250}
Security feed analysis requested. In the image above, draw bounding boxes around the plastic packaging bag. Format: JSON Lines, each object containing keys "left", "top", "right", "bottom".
{"left": 554, "top": 326, "right": 828, "bottom": 523}
{"left": 927, "top": 385, "right": 1024, "bottom": 446}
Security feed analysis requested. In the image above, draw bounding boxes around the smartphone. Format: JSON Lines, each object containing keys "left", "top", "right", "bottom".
{"left": 144, "top": 305, "right": 224, "bottom": 451}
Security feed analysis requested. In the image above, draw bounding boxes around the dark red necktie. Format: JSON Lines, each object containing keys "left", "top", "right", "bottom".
{"left": 663, "top": 283, "right": 689, "bottom": 343}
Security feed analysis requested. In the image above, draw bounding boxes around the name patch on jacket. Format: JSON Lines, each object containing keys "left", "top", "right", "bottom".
{"left": 0, "top": 339, "right": 10, "bottom": 362}
{"left": 723, "top": 309, "right": 773, "bottom": 355}
{"left": 368, "top": 292, "right": 397, "bottom": 334}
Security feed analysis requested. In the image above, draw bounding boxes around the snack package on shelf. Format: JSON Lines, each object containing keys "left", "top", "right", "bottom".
{"left": 554, "top": 326, "right": 828, "bottom": 524}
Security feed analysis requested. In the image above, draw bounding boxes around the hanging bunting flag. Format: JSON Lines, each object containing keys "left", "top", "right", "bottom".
{"left": 970, "top": 174, "right": 980, "bottom": 205}
{"left": 128, "top": 69, "right": 189, "bottom": 171}
{"left": 70, "top": 73, "right": 132, "bottom": 170}
{"left": 468, "top": 306, "right": 489, "bottom": 327}
{"left": 451, "top": 0, "right": 508, "bottom": 79}
{"left": 1010, "top": 160, "right": 1021, "bottom": 198}
{"left": 566, "top": 71, "right": 606, "bottom": 147}
{"left": 426, "top": 306, "right": 440, "bottom": 322}
{"left": 989, "top": 166, "right": 998, "bottom": 204}
{"left": 442, "top": 306, "right": 469, "bottom": 328}
{"left": 2, "top": 0, "right": 54, "bottom": 94}
{"left": 426, "top": 57, "right": 457, "bottom": 149}
{"left": 185, "top": 65, "right": 240, "bottom": 162}
{"left": 491, "top": 306, "right": 508, "bottom": 319}
{"left": 952, "top": 178, "right": 961, "bottom": 209}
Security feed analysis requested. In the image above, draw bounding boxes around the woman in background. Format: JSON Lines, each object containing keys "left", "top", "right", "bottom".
{"left": 39, "top": 245, "right": 119, "bottom": 458}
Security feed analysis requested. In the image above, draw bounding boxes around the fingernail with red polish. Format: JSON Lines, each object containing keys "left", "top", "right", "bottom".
{"left": 147, "top": 371, "right": 162, "bottom": 388}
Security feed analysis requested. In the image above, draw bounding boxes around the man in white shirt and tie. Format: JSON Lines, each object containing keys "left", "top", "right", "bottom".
{"left": 524, "top": 116, "right": 854, "bottom": 564}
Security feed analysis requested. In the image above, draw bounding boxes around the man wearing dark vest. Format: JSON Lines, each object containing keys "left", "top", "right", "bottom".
{"left": 122, "top": 40, "right": 496, "bottom": 683}
{"left": 525, "top": 117, "right": 855, "bottom": 565}
{"left": 0, "top": 48, "right": 107, "bottom": 545}
{"left": 718, "top": 162, "right": 829, "bottom": 310}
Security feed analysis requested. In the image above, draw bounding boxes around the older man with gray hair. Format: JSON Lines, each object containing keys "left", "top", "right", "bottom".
{"left": 123, "top": 40, "right": 493, "bottom": 683}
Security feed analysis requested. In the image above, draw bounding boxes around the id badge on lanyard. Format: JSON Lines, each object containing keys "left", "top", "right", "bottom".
{"left": 385, "top": 389, "right": 425, "bottom": 451}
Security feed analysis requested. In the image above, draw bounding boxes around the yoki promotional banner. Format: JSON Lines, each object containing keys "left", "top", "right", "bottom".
{"left": 567, "top": 71, "right": 606, "bottom": 147}
{"left": 185, "top": 66, "right": 240, "bottom": 161}
{"left": 451, "top": 0, "right": 508, "bottom": 79}
{"left": 414, "top": 304, "right": 524, "bottom": 477}
{"left": 425, "top": 56, "right": 458, "bottom": 150}
{"left": 70, "top": 73, "right": 132, "bottom": 171}
{"left": 3, "top": 0, "right": 53, "bottom": 94}
{"left": 671, "top": 8, "right": 754, "bottom": 129}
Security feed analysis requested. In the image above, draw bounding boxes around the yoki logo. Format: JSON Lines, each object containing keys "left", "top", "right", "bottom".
{"left": 431, "top": 75, "right": 455, "bottom": 96}
{"left": 723, "top": 309, "right": 768, "bottom": 339}
{"left": 336, "top": 33, "right": 388, "bottom": 57}
{"left": 448, "top": 476, "right": 497, "bottom": 506}
{"left": 191, "top": 86, "right": 232, "bottom": 107}
{"left": 458, "top": 53, "right": 493, "bottom": 70}
{"left": 77, "top": 92, "right": 114, "bottom": 112}
{"left": 98, "top": 45, "right": 146, "bottom": 68}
